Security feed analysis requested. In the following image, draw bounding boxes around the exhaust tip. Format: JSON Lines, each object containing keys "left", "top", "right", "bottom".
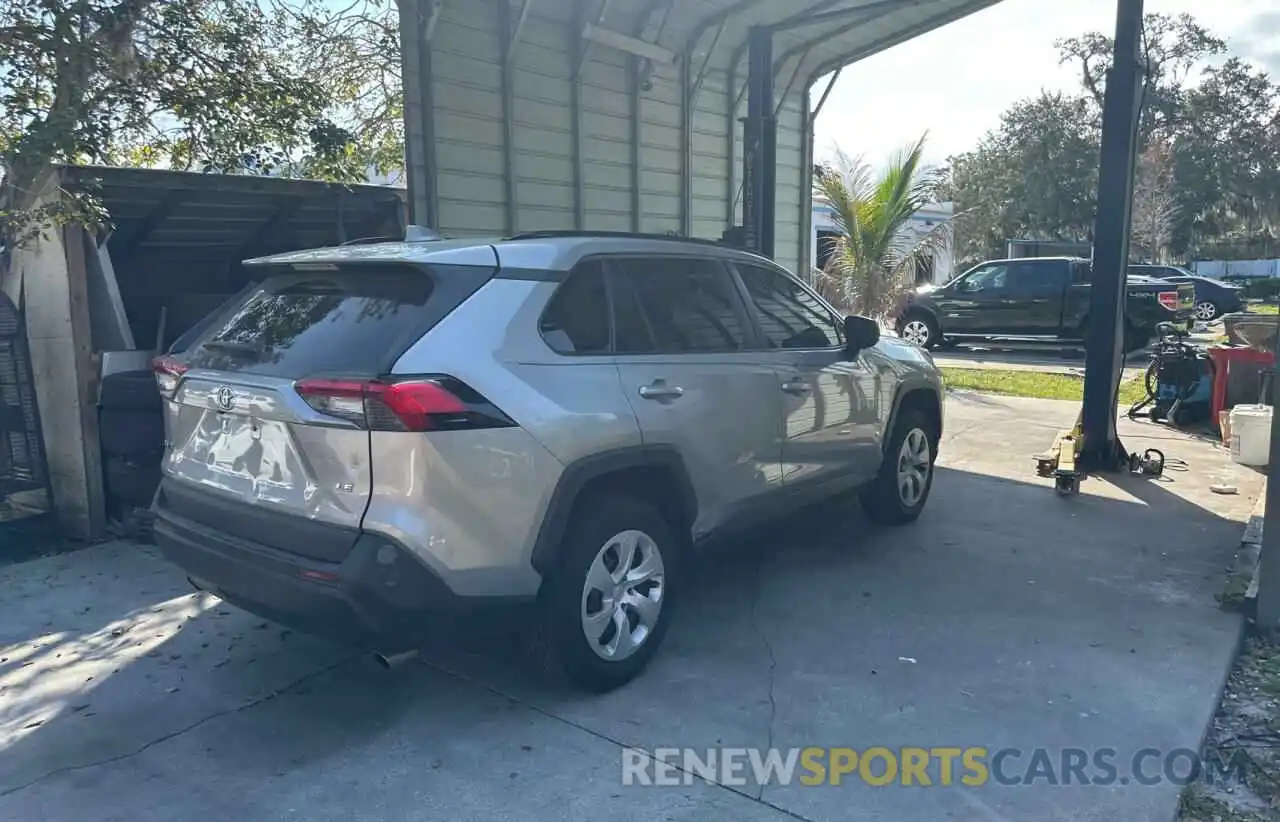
{"left": 374, "top": 649, "right": 420, "bottom": 669}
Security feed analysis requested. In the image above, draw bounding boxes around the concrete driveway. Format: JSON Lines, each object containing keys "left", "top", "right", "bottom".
{"left": 0, "top": 393, "right": 1263, "bottom": 822}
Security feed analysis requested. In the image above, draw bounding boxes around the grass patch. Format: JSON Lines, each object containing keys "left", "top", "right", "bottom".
{"left": 1249, "top": 303, "right": 1279, "bottom": 315}
{"left": 941, "top": 367, "right": 1147, "bottom": 406}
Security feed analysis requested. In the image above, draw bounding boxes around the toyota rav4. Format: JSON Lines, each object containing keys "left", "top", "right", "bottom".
{"left": 152, "top": 230, "right": 945, "bottom": 691}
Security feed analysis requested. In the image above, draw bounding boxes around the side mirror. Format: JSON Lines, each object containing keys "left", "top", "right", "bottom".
{"left": 843, "top": 315, "right": 880, "bottom": 357}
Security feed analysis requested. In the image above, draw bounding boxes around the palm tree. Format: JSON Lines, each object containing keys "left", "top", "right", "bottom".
{"left": 813, "top": 135, "right": 955, "bottom": 318}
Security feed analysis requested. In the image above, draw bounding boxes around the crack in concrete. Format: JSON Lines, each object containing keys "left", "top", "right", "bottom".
{"left": 0, "top": 655, "right": 358, "bottom": 799}
{"left": 751, "top": 550, "right": 779, "bottom": 804}
{"left": 430, "top": 661, "right": 817, "bottom": 822}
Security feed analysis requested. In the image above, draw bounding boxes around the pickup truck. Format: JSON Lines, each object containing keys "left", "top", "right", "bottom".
{"left": 892, "top": 256, "right": 1194, "bottom": 351}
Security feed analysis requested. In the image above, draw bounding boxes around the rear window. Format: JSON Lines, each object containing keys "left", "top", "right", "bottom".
{"left": 184, "top": 264, "right": 451, "bottom": 377}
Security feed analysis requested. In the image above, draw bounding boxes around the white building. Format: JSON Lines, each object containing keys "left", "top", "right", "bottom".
{"left": 811, "top": 199, "right": 955, "bottom": 285}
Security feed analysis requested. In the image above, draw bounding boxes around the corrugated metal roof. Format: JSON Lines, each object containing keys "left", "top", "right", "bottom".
{"left": 58, "top": 165, "right": 406, "bottom": 263}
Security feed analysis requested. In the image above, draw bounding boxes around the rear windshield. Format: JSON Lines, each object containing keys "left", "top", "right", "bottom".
{"left": 184, "top": 264, "right": 444, "bottom": 377}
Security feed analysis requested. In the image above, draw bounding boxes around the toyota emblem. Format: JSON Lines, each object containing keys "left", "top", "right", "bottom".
{"left": 214, "top": 386, "right": 235, "bottom": 412}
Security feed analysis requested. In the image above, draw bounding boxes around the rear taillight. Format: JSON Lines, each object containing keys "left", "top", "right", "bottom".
{"left": 295, "top": 377, "right": 514, "bottom": 432}
{"left": 1158, "top": 291, "right": 1178, "bottom": 310}
{"left": 152, "top": 356, "right": 189, "bottom": 398}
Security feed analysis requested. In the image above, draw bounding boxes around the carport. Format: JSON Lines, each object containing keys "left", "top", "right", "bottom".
{"left": 396, "top": 0, "right": 1002, "bottom": 279}
{"left": 5, "top": 0, "right": 1010, "bottom": 541}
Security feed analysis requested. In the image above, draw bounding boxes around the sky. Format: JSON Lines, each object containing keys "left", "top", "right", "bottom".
{"left": 812, "top": 0, "right": 1280, "bottom": 167}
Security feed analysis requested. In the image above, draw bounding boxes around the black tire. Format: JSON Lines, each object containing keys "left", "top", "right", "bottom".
{"left": 859, "top": 408, "right": 937, "bottom": 525}
{"left": 1124, "top": 327, "right": 1151, "bottom": 354}
{"left": 1079, "top": 316, "right": 1148, "bottom": 354}
{"left": 532, "top": 494, "right": 678, "bottom": 692}
{"left": 898, "top": 312, "right": 940, "bottom": 349}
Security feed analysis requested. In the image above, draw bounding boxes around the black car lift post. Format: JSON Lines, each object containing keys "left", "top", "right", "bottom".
{"left": 1038, "top": 0, "right": 1145, "bottom": 493}
{"left": 742, "top": 25, "right": 776, "bottom": 259}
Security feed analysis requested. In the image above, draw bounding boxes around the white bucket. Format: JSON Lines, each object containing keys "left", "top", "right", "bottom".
{"left": 1230, "top": 404, "right": 1273, "bottom": 467}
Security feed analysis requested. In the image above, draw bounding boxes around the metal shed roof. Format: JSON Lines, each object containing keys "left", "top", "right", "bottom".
{"left": 407, "top": 0, "right": 1002, "bottom": 281}
{"left": 58, "top": 165, "right": 405, "bottom": 260}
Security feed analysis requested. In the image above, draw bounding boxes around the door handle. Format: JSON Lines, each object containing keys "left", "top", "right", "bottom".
{"left": 638, "top": 381, "right": 684, "bottom": 400}
{"left": 781, "top": 380, "right": 812, "bottom": 396}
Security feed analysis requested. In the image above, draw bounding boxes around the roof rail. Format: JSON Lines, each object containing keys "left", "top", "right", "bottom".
{"left": 339, "top": 235, "right": 401, "bottom": 246}
{"left": 504, "top": 230, "right": 730, "bottom": 248}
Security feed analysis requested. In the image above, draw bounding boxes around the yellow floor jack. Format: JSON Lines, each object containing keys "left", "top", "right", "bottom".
{"left": 1035, "top": 411, "right": 1168, "bottom": 496}
{"left": 1035, "top": 414, "right": 1086, "bottom": 496}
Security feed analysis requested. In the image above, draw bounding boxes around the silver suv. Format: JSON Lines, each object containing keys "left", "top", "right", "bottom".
{"left": 152, "top": 230, "right": 944, "bottom": 691}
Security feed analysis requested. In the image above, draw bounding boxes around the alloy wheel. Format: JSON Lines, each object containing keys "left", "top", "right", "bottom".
{"left": 897, "top": 428, "right": 932, "bottom": 508}
{"left": 1193, "top": 301, "right": 1218, "bottom": 321}
{"left": 580, "top": 529, "right": 665, "bottom": 662}
{"left": 901, "top": 320, "right": 932, "bottom": 347}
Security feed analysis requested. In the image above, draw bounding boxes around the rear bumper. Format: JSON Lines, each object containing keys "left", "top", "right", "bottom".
{"left": 153, "top": 504, "right": 531, "bottom": 650}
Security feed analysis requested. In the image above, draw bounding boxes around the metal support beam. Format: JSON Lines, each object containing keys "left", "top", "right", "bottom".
{"left": 812, "top": 67, "right": 841, "bottom": 117}
{"left": 680, "top": 51, "right": 694, "bottom": 236}
{"left": 742, "top": 25, "right": 775, "bottom": 257}
{"left": 570, "top": 0, "right": 589, "bottom": 227}
{"left": 630, "top": 55, "right": 643, "bottom": 231}
{"left": 627, "top": 0, "right": 674, "bottom": 233}
{"left": 498, "top": 0, "right": 528, "bottom": 234}
{"left": 766, "top": 0, "right": 919, "bottom": 34}
{"left": 802, "top": 0, "right": 1002, "bottom": 92}
{"left": 424, "top": 0, "right": 444, "bottom": 40}
{"left": 1078, "top": 0, "right": 1144, "bottom": 472}
{"left": 771, "top": 3, "right": 901, "bottom": 84}
{"left": 398, "top": 0, "right": 441, "bottom": 228}
{"left": 115, "top": 188, "right": 186, "bottom": 256}
{"left": 724, "top": 58, "right": 737, "bottom": 226}
{"left": 726, "top": 0, "right": 841, "bottom": 100}
{"left": 724, "top": 0, "right": 841, "bottom": 228}
{"left": 508, "top": 0, "right": 533, "bottom": 56}
{"left": 772, "top": 51, "right": 809, "bottom": 120}
{"left": 235, "top": 197, "right": 303, "bottom": 259}
{"left": 799, "top": 90, "right": 815, "bottom": 280}
{"left": 568, "top": 0, "right": 613, "bottom": 229}
{"left": 689, "top": 18, "right": 727, "bottom": 103}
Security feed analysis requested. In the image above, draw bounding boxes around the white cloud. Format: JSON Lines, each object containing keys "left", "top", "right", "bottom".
{"left": 812, "top": 0, "right": 1280, "bottom": 167}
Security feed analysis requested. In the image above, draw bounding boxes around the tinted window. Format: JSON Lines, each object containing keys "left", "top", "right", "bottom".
{"left": 1006, "top": 261, "right": 1067, "bottom": 293}
{"left": 611, "top": 269, "right": 655, "bottom": 354}
{"left": 737, "top": 264, "right": 842, "bottom": 349}
{"left": 613, "top": 258, "right": 747, "bottom": 354}
{"left": 540, "top": 261, "right": 609, "bottom": 354}
{"left": 960, "top": 264, "right": 1009, "bottom": 292}
{"left": 185, "top": 265, "right": 441, "bottom": 377}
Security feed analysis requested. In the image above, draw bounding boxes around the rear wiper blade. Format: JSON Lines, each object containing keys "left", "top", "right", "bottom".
{"left": 202, "top": 340, "right": 262, "bottom": 357}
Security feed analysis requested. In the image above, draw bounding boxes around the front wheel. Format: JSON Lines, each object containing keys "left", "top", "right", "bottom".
{"left": 859, "top": 408, "right": 937, "bottom": 525}
{"left": 899, "top": 314, "right": 940, "bottom": 349}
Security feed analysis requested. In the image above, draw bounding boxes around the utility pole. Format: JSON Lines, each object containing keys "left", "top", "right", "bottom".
{"left": 1078, "top": 0, "right": 1145, "bottom": 471}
